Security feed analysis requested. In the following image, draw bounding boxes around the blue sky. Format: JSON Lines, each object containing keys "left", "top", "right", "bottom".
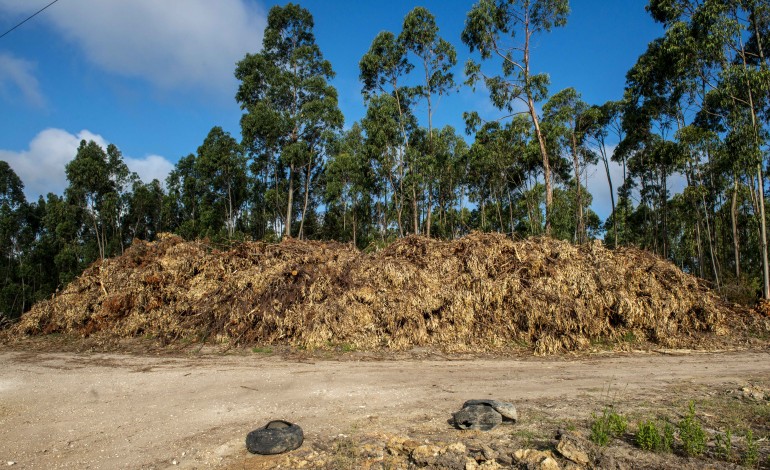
{"left": 0, "top": 0, "right": 663, "bottom": 219}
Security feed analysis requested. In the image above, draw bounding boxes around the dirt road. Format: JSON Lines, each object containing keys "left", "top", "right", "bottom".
{"left": 0, "top": 349, "right": 768, "bottom": 469}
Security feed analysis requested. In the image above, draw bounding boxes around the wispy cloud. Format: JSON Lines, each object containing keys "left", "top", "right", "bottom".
{"left": 0, "top": 128, "right": 174, "bottom": 200}
{"left": 0, "top": 52, "right": 45, "bottom": 107}
{"left": 0, "top": 0, "right": 266, "bottom": 99}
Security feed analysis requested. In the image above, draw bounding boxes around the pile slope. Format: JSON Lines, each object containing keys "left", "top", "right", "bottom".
{"left": 10, "top": 232, "right": 760, "bottom": 353}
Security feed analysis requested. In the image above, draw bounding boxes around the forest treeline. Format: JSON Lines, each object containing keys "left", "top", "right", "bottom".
{"left": 2, "top": 0, "right": 769, "bottom": 320}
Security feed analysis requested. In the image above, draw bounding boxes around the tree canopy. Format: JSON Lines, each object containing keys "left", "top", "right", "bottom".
{"left": 3, "top": 0, "right": 770, "bottom": 321}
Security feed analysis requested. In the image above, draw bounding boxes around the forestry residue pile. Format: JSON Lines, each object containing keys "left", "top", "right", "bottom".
{"left": 10, "top": 233, "right": 759, "bottom": 353}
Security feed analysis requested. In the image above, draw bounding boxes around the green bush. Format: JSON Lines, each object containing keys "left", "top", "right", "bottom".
{"left": 636, "top": 420, "right": 662, "bottom": 451}
{"left": 714, "top": 428, "right": 732, "bottom": 461}
{"left": 743, "top": 429, "right": 758, "bottom": 468}
{"left": 661, "top": 421, "right": 674, "bottom": 452}
{"left": 590, "top": 408, "right": 627, "bottom": 446}
{"left": 678, "top": 402, "right": 706, "bottom": 456}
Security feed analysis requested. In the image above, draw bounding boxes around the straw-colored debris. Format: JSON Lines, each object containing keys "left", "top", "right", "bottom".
{"left": 10, "top": 232, "right": 763, "bottom": 353}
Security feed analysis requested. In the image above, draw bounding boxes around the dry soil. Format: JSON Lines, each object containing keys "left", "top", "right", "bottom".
{"left": 0, "top": 349, "right": 768, "bottom": 469}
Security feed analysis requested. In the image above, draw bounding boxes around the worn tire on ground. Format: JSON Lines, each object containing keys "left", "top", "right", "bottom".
{"left": 452, "top": 404, "right": 503, "bottom": 431}
{"left": 246, "top": 420, "right": 304, "bottom": 455}
{"left": 462, "top": 399, "right": 517, "bottom": 422}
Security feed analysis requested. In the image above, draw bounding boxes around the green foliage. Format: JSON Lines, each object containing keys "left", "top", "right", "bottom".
{"left": 590, "top": 408, "right": 627, "bottom": 446}
{"left": 743, "top": 429, "right": 758, "bottom": 468}
{"left": 659, "top": 420, "right": 674, "bottom": 452}
{"left": 678, "top": 402, "right": 706, "bottom": 456}
{"left": 714, "top": 428, "right": 733, "bottom": 461}
{"left": 6, "top": 0, "right": 770, "bottom": 324}
{"left": 636, "top": 420, "right": 662, "bottom": 451}
{"left": 236, "top": 2, "right": 342, "bottom": 238}
{"left": 636, "top": 419, "right": 675, "bottom": 453}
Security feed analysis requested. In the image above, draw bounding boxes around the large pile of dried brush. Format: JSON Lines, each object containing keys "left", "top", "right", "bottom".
{"left": 10, "top": 232, "right": 763, "bottom": 353}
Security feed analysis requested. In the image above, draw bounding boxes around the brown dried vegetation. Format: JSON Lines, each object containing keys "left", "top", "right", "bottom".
{"left": 10, "top": 232, "right": 767, "bottom": 353}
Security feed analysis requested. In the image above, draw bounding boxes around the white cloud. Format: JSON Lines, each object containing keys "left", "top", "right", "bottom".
{"left": 0, "top": 0, "right": 266, "bottom": 98}
{"left": 0, "top": 128, "right": 173, "bottom": 200}
{"left": 0, "top": 52, "right": 45, "bottom": 107}
{"left": 125, "top": 154, "right": 174, "bottom": 185}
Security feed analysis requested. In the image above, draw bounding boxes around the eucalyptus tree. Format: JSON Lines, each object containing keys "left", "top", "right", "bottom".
{"left": 165, "top": 154, "right": 201, "bottom": 239}
{"left": 428, "top": 126, "right": 468, "bottom": 239}
{"left": 65, "top": 140, "right": 116, "bottom": 261}
{"left": 466, "top": 117, "right": 534, "bottom": 234}
{"left": 400, "top": 6, "right": 457, "bottom": 236}
{"left": 462, "top": 0, "right": 570, "bottom": 235}
{"left": 324, "top": 123, "right": 374, "bottom": 246}
{"left": 640, "top": 0, "right": 770, "bottom": 296}
{"left": 360, "top": 31, "right": 417, "bottom": 236}
{"left": 236, "top": 3, "right": 342, "bottom": 238}
{"left": 125, "top": 179, "right": 164, "bottom": 242}
{"left": 362, "top": 93, "right": 414, "bottom": 238}
{"left": 0, "top": 162, "right": 27, "bottom": 319}
{"left": 0, "top": 161, "right": 26, "bottom": 257}
{"left": 196, "top": 127, "right": 248, "bottom": 238}
{"left": 542, "top": 88, "right": 595, "bottom": 243}
{"left": 584, "top": 100, "right": 625, "bottom": 247}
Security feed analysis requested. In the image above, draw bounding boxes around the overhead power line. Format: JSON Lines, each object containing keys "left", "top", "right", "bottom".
{"left": 0, "top": 0, "right": 61, "bottom": 40}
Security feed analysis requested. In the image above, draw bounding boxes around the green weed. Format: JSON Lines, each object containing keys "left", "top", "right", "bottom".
{"left": 714, "top": 428, "right": 732, "bottom": 461}
{"left": 743, "top": 429, "right": 758, "bottom": 468}
{"left": 678, "top": 401, "right": 706, "bottom": 456}
{"left": 590, "top": 408, "right": 627, "bottom": 446}
{"left": 636, "top": 420, "right": 662, "bottom": 451}
{"left": 661, "top": 421, "right": 674, "bottom": 453}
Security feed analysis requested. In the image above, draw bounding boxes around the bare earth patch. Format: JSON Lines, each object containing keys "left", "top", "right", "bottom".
{"left": 0, "top": 348, "right": 768, "bottom": 469}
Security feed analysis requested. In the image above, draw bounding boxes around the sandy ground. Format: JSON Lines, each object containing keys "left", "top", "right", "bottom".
{"left": 0, "top": 349, "right": 768, "bottom": 469}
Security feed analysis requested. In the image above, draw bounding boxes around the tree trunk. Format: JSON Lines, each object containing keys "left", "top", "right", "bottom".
{"left": 299, "top": 157, "right": 312, "bottom": 240}
{"left": 495, "top": 190, "right": 504, "bottom": 233}
{"left": 757, "top": 164, "right": 769, "bottom": 298}
{"left": 508, "top": 189, "right": 515, "bottom": 237}
{"left": 426, "top": 184, "right": 433, "bottom": 238}
{"left": 227, "top": 182, "right": 234, "bottom": 238}
{"left": 285, "top": 163, "right": 294, "bottom": 238}
{"left": 412, "top": 182, "right": 419, "bottom": 235}
{"left": 523, "top": 21, "right": 551, "bottom": 236}
{"left": 731, "top": 175, "right": 741, "bottom": 278}
{"left": 738, "top": 18, "right": 769, "bottom": 298}
{"left": 600, "top": 141, "right": 617, "bottom": 247}
{"left": 570, "top": 132, "right": 583, "bottom": 244}
{"left": 661, "top": 168, "right": 668, "bottom": 259}
{"left": 529, "top": 99, "right": 551, "bottom": 237}
{"left": 481, "top": 199, "right": 486, "bottom": 231}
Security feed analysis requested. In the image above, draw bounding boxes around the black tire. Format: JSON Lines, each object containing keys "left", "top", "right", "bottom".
{"left": 452, "top": 404, "right": 503, "bottom": 431}
{"left": 246, "top": 420, "right": 304, "bottom": 455}
{"left": 462, "top": 399, "right": 517, "bottom": 422}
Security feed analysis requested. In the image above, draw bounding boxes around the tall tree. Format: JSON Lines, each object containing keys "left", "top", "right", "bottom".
{"left": 543, "top": 87, "right": 595, "bottom": 243}
{"left": 196, "top": 127, "right": 248, "bottom": 238}
{"left": 462, "top": 0, "right": 570, "bottom": 235}
{"left": 165, "top": 154, "right": 201, "bottom": 239}
{"left": 0, "top": 162, "right": 28, "bottom": 320}
{"left": 325, "top": 123, "right": 374, "bottom": 246}
{"left": 362, "top": 93, "right": 412, "bottom": 238}
{"left": 236, "top": 3, "right": 342, "bottom": 238}
{"left": 400, "top": 6, "right": 457, "bottom": 236}
{"left": 632, "top": 0, "right": 770, "bottom": 296}
{"left": 65, "top": 140, "right": 113, "bottom": 261}
{"left": 360, "top": 31, "right": 415, "bottom": 235}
